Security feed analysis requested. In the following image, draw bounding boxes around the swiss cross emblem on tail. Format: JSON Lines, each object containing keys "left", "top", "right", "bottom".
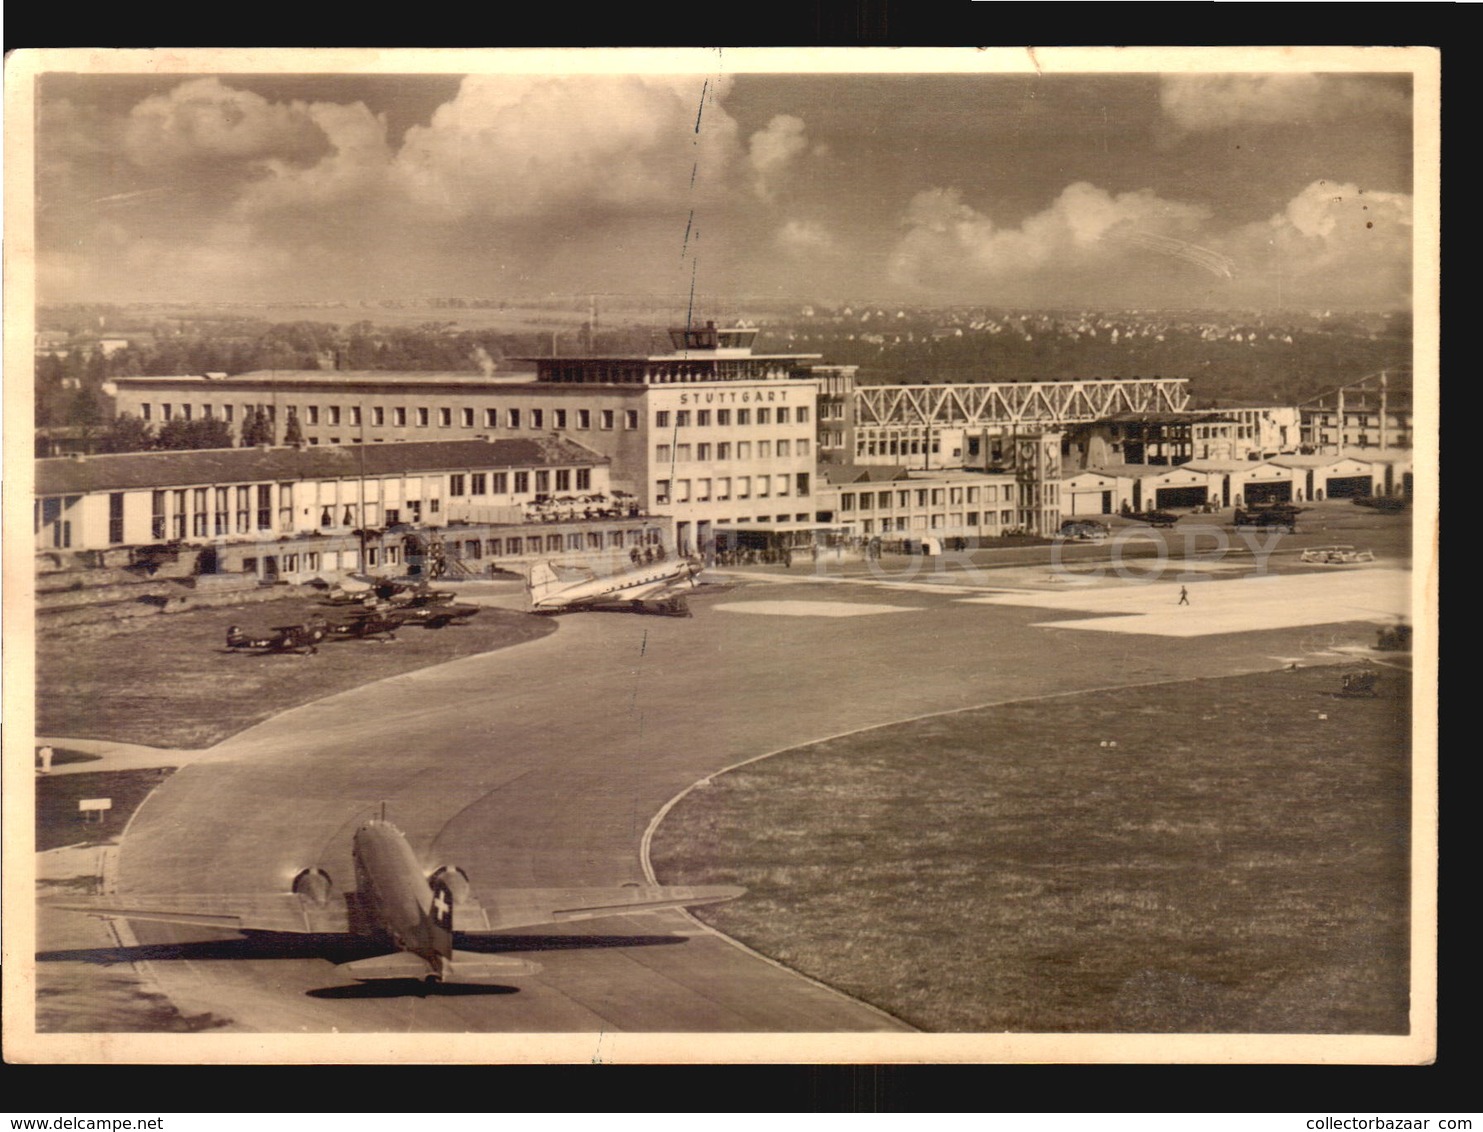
{"left": 430, "top": 877, "right": 454, "bottom": 932}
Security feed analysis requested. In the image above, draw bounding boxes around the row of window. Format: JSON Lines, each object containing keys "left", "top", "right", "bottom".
{"left": 448, "top": 468, "right": 592, "bottom": 496}
{"left": 471, "top": 528, "right": 662, "bottom": 555}
{"left": 136, "top": 402, "right": 642, "bottom": 432}
{"left": 838, "top": 484, "right": 1007, "bottom": 512}
{"left": 542, "top": 361, "right": 792, "bottom": 384}
{"left": 853, "top": 512, "right": 1016, "bottom": 534}
{"left": 655, "top": 439, "right": 810, "bottom": 463}
{"left": 144, "top": 484, "right": 439, "bottom": 541}
{"left": 655, "top": 473, "right": 810, "bottom": 505}
{"left": 853, "top": 433, "right": 944, "bottom": 457}
{"left": 654, "top": 407, "right": 809, "bottom": 429}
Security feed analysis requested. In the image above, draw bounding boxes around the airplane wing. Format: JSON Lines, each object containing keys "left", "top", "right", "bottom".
{"left": 453, "top": 884, "right": 745, "bottom": 933}
{"left": 45, "top": 893, "right": 352, "bottom": 934}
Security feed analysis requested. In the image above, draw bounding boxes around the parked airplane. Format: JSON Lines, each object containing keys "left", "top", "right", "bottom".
{"left": 225, "top": 621, "right": 328, "bottom": 656}
{"left": 527, "top": 556, "right": 703, "bottom": 616}
{"left": 46, "top": 817, "right": 745, "bottom": 986}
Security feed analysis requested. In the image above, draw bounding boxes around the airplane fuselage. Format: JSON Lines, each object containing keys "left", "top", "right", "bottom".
{"left": 353, "top": 820, "right": 440, "bottom": 965}
{"left": 530, "top": 559, "right": 700, "bottom": 611}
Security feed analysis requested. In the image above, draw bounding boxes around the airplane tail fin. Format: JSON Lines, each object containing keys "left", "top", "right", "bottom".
{"left": 429, "top": 871, "right": 456, "bottom": 963}
{"left": 527, "top": 561, "right": 561, "bottom": 607}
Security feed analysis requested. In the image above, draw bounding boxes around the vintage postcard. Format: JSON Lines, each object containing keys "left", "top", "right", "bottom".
{"left": 3, "top": 46, "right": 1438, "bottom": 1065}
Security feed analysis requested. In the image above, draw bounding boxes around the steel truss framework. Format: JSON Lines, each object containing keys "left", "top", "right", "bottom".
{"left": 854, "top": 378, "right": 1190, "bottom": 429}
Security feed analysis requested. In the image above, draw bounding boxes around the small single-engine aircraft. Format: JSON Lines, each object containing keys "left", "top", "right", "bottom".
{"left": 322, "top": 609, "right": 402, "bottom": 642}
{"left": 390, "top": 602, "right": 481, "bottom": 628}
{"left": 226, "top": 621, "right": 328, "bottom": 655}
{"left": 528, "top": 556, "right": 702, "bottom": 617}
{"left": 46, "top": 817, "right": 745, "bottom": 986}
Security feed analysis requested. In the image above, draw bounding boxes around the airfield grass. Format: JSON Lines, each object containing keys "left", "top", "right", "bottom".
{"left": 650, "top": 664, "right": 1412, "bottom": 1033}
{"left": 37, "top": 595, "right": 555, "bottom": 749}
{"left": 35, "top": 768, "right": 177, "bottom": 852}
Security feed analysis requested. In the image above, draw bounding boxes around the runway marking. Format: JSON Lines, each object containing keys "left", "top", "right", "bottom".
{"left": 712, "top": 600, "right": 919, "bottom": 618}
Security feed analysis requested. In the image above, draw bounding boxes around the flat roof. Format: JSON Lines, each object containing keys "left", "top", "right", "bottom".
{"left": 112, "top": 370, "right": 539, "bottom": 388}
{"left": 37, "top": 437, "right": 606, "bottom": 495}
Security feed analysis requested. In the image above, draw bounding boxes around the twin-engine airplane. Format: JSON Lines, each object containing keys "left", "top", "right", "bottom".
{"left": 47, "top": 818, "right": 744, "bottom": 986}
{"left": 527, "top": 556, "right": 702, "bottom": 617}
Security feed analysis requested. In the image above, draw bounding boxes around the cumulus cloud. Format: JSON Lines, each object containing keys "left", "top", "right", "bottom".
{"left": 890, "top": 182, "right": 1212, "bottom": 290}
{"left": 888, "top": 178, "right": 1413, "bottom": 307}
{"left": 393, "top": 73, "right": 740, "bottom": 223}
{"left": 747, "top": 114, "right": 808, "bottom": 200}
{"left": 122, "top": 77, "right": 327, "bottom": 168}
{"left": 233, "top": 99, "right": 396, "bottom": 216}
{"left": 1160, "top": 74, "right": 1409, "bottom": 132}
{"left": 1224, "top": 180, "right": 1412, "bottom": 304}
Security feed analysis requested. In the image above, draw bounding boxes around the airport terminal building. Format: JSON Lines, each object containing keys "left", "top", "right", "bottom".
{"left": 109, "top": 323, "right": 830, "bottom": 554}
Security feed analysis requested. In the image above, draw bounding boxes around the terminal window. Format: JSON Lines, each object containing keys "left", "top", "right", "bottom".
{"left": 602, "top": 410, "right": 615, "bottom": 430}
{"left": 578, "top": 409, "right": 591, "bottom": 429}
{"left": 439, "top": 408, "right": 452, "bottom": 427}
{"left": 461, "top": 407, "right": 474, "bottom": 427}
{"left": 555, "top": 409, "right": 568, "bottom": 428}
{"left": 418, "top": 407, "right": 430, "bottom": 427}
{"left": 625, "top": 410, "right": 640, "bottom": 429}
{"left": 656, "top": 411, "right": 671, "bottom": 429}
{"left": 531, "top": 409, "right": 544, "bottom": 428}
{"left": 485, "top": 408, "right": 498, "bottom": 427}
{"left": 394, "top": 407, "right": 407, "bottom": 426}
{"left": 717, "top": 409, "right": 731, "bottom": 426}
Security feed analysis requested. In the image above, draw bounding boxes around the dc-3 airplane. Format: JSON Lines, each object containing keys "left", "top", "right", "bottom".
{"left": 527, "top": 555, "right": 703, "bottom": 617}
{"left": 46, "top": 817, "right": 744, "bottom": 986}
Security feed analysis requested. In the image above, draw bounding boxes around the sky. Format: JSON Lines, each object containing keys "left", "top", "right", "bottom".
{"left": 31, "top": 54, "right": 1421, "bottom": 311}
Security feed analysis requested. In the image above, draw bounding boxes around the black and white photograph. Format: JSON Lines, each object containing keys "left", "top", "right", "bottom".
{"left": 3, "top": 46, "right": 1438, "bottom": 1065}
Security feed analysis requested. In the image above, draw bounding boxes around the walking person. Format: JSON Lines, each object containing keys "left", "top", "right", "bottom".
{"left": 1178, "top": 585, "right": 1190, "bottom": 606}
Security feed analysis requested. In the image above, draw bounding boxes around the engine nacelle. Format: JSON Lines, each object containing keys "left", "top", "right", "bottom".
{"left": 292, "top": 867, "right": 335, "bottom": 906}
{"left": 429, "top": 865, "right": 471, "bottom": 903}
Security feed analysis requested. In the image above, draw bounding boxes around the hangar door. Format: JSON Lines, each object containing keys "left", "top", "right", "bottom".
{"left": 1155, "top": 486, "right": 1208, "bottom": 509}
{"left": 1244, "top": 479, "right": 1293, "bottom": 504}
{"left": 1068, "top": 490, "right": 1113, "bottom": 515}
{"left": 1325, "top": 475, "right": 1372, "bottom": 499}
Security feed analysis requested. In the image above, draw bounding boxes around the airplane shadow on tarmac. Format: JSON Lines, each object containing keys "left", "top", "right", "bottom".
{"left": 39, "top": 931, "right": 691, "bottom": 998}
{"left": 36, "top": 931, "right": 689, "bottom": 968}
